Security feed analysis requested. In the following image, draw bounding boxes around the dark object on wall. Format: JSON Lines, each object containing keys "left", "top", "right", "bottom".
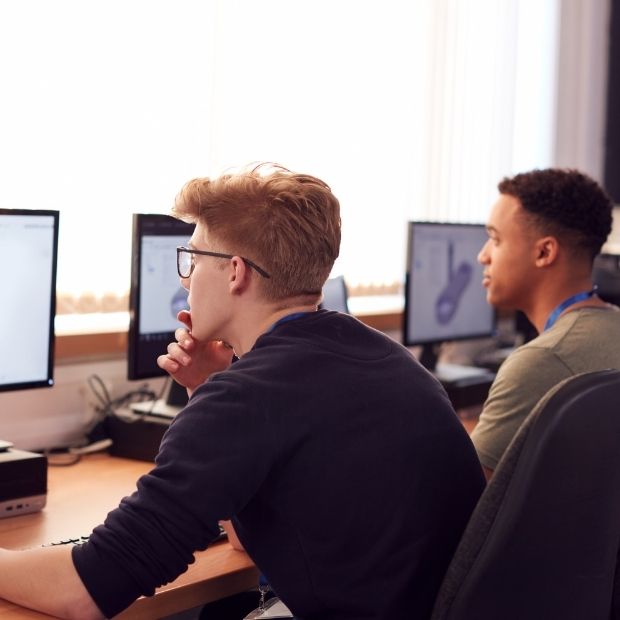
{"left": 604, "top": 0, "right": 620, "bottom": 202}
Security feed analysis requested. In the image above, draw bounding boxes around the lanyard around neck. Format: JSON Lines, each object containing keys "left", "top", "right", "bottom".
{"left": 267, "top": 311, "right": 312, "bottom": 333}
{"left": 543, "top": 286, "right": 598, "bottom": 332}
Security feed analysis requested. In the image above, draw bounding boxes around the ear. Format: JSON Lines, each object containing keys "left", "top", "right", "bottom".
{"left": 534, "top": 236, "right": 559, "bottom": 268}
{"left": 228, "top": 256, "right": 252, "bottom": 294}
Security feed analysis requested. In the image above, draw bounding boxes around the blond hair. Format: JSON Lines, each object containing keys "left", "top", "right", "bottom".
{"left": 173, "top": 163, "right": 341, "bottom": 301}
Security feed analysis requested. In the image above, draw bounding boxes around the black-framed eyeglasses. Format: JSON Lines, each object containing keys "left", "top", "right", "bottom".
{"left": 176, "top": 246, "right": 271, "bottom": 279}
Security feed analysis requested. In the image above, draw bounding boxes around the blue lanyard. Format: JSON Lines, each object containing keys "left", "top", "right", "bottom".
{"left": 543, "top": 286, "right": 597, "bottom": 331}
{"left": 266, "top": 311, "right": 312, "bottom": 333}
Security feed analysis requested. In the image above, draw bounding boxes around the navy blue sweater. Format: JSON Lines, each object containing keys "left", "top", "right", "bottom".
{"left": 73, "top": 310, "right": 484, "bottom": 619}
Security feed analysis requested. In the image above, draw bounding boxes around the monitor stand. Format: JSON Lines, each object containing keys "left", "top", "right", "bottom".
{"left": 129, "top": 379, "right": 189, "bottom": 420}
{"left": 419, "top": 343, "right": 441, "bottom": 372}
{"left": 418, "top": 343, "right": 494, "bottom": 385}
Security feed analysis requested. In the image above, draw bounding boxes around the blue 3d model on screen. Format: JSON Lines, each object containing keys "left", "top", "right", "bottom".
{"left": 404, "top": 222, "right": 495, "bottom": 373}
{"left": 435, "top": 241, "right": 473, "bottom": 325}
{"left": 171, "top": 286, "right": 189, "bottom": 319}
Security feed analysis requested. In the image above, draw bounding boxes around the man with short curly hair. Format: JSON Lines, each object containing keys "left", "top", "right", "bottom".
{"left": 471, "top": 168, "right": 620, "bottom": 479}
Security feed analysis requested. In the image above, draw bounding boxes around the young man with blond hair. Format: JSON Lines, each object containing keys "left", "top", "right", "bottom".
{"left": 0, "top": 164, "right": 484, "bottom": 619}
{"left": 471, "top": 168, "right": 620, "bottom": 479}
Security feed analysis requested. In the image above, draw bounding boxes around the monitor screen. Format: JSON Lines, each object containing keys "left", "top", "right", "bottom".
{"left": 0, "top": 208, "right": 59, "bottom": 392}
{"left": 403, "top": 222, "right": 495, "bottom": 352}
{"left": 320, "top": 276, "right": 350, "bottom": 313}
{"left": 127, "top": 214, "right": 195, "bottom": 382}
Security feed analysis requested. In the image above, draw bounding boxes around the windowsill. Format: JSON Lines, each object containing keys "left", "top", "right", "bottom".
{"left": 347, "top": 294, "right": 403, "bottom": 316}
{"left": 55, "top": 312, "right": 130, "bottom": 336}
{"left": 54, "top": 296, "right": 405, "bottom": 362}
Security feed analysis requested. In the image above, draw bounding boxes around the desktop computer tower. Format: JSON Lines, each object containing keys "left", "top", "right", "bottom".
{"left": 0, "top": 447, "right": 47, "bottom": 518}
{"left": 105, "top": 414, "right": 170, "bottom": 462}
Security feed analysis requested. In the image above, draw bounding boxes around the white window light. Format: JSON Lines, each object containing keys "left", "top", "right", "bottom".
{"left": 0, "top": 0, "right": 567, "bottom": 318}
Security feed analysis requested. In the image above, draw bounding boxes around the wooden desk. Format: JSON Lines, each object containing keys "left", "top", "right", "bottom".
{"left": 0, "top": 453, "right": 259, "bottom": 619}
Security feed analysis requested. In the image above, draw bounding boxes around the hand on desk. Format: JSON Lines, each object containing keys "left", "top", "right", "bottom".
{"left": 157, "top": 310, "right": 235, "bottom": 395}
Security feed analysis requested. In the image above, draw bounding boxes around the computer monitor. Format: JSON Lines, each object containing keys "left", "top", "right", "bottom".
{"left": 0, "top": 208, "right": 59, "bottom": 392}
{"left": 514, "top": 310, "right": 538, "bottom": 344}
{"left": 403, "top": 221, "right": 495, "bottom": 373}
{"left": 127, "top": 213, "right": 195, "bottom": 414}
{"left": 320, "top": 275, "right": 350, "bottom": 313}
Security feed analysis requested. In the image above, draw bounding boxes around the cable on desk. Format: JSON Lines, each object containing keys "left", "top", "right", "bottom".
{"left": 40, "top": 374, "right": 161, "bottom": 466}
{"left": 87, "top": 374, "right": 158, "bottom": 421}
{"left": 43, "top": 448, "right": 82, "bottom": 466}
{"left": 125, "top": 375, "right": 171, "bottom": 420}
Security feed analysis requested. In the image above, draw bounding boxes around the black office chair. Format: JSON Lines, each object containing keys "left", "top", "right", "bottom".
{"left": 431, "top": 369, "right": 620, "bottom": 620}
{"left": 593, "top": 253, "right": 620, "bottom": 306}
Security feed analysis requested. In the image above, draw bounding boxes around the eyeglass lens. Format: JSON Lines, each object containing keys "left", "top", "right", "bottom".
{"left": 178, "top": 250, "right": 192, "bottom": 277}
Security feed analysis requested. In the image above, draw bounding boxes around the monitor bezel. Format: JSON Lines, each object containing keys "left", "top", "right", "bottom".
{"left": 319, "top": 275, "right": 350, "bottom": 314}
{"left": 402, "top": 220, "right": 496, "bottom": 348}
{"left": 0, "top": 208, "right": 59, "bottom": 393}
{"left": 127, "top": 213, "right": 195, "bottom": 381}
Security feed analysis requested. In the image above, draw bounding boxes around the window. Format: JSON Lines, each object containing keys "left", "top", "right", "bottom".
{"left": 1, "top": 0, "right": 605, "bottom": 320}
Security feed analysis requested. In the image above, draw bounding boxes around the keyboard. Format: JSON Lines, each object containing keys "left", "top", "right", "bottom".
{"left": 434, "top": 362, "right": 494, "bottom": 384}
{"left": 43, "top": 524, "right": 227, "bottom": 547}
{"left": 128, "top": 399, "right": 182, "bottom": 420}
{"left": 43, "top": 535, "right": 90, "bottom": 547}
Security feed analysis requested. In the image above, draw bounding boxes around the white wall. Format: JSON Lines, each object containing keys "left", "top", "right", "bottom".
{"left": 0, "top": 358, "right": 165, "bottom": 451}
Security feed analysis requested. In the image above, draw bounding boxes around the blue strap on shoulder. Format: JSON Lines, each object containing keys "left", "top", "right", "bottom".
{"left": 544, "top": 286, "right": 597, "bottom": 331}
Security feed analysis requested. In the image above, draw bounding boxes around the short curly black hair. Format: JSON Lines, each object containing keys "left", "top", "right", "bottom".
{"left": 498, "top": 168, "right": 613, "bottom": 261}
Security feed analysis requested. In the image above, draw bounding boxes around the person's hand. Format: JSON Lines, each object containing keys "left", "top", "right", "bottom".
{"left": 157, "top": 310, "right": 234, "bottom": 394}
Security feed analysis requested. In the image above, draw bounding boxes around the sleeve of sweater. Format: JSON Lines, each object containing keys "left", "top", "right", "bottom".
{"left": 71, "top": 372, "right": 272, "bottom": 619}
